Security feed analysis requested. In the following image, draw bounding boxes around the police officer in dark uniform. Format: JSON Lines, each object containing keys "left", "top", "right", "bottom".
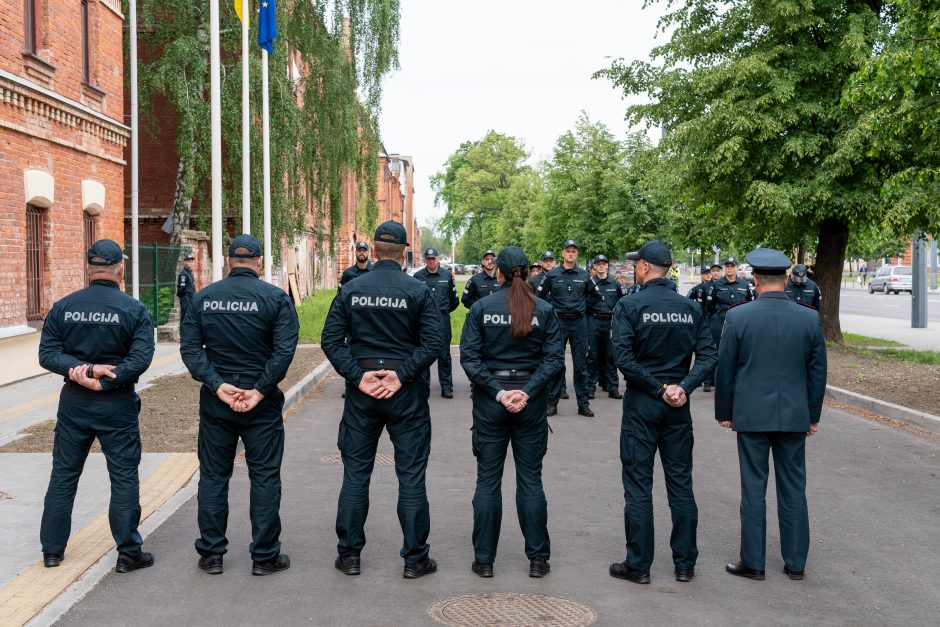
{"left": 704, "top": 257, "right": 753, "bottom": 390}
{"left": 717, "top": 248, "right": 827, "bottom": 581}
{"left": 587, "top": 255, "right": 626, "bottom": 399}
{"left": 459, "top": 246, "right": 564, "bottom": 579}
{"left": 38, "top": 239, "right": 156, "bottom": 573}
{"left": 462, "top": 249, "right": 499, "bottom": 308}
{"left": 785, "top": 263, "right": 822, "bottom": 310}
{"left": 322, "top": 221, "right": 445, "bottom": 579}
{"left": 177, "top": 253, "right": 196, "bottom": 319}
{"left": 414, "top": 247, "right": 459, "bottom": 398}
{"left": 608, "top": 241, "right": 716, "bottom": 585}
{"left": 339, "top": 241, "right": 373, "bottom": 290}
{"left": 528, "top": 251, "right": 555, "bottom": 291}
{"left": 537, "top": 239, "right": 596, "bottom": 417}
{"left": 686, "top": 266, "right": 712, "bottom": 311}
{"left": 180, "top": 234, "right": 299, "bottom": 576}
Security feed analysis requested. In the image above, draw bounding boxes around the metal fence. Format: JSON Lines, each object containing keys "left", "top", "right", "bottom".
{"left": 124, "top": 243, "right": 185, "bottom": 327}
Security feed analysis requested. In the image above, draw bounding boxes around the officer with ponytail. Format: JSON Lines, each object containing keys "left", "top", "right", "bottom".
{"left": 459, "top": 246, "right": 564, "bottom": 580}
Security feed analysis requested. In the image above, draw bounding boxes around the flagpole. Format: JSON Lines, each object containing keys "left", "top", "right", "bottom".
{"left": 210, "top": 0, "right": 223, "bottom": 282}
{"left": 241, "top": 0, "right": 251, "bottom": 235}
{"left": 129, "top": 0, "right": 139, "bottom": 298}
{"left": 262, "top": 50, "right": 272, "bottom": 282}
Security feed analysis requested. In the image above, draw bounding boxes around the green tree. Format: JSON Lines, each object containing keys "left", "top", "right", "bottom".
{"left": 597, "top": 0, "right": 887, "bottom": 341}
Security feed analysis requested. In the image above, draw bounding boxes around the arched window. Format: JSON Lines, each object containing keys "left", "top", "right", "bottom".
{"left": 26, "top": 204, "right": 44, "bottom": 319}
{"left": 83, "top": 210, "right": 97, "bottom": 285}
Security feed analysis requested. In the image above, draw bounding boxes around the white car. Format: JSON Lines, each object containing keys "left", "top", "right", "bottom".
{"left": 868, "top": 265, "right": 912, "bottom": 294}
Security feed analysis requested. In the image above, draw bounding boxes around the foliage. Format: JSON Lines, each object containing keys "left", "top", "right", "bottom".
{"left": 127, "top": 0, "right": 400, "bottom": 259}
{"left": 845, "top": 0, "right": 940, "bottom": 235}
{"left": 846, "top": 224, "right": 910, "bottom": 261}
{"left": 419, "top": 224, "right": 452, "bottom": 256}
{"left": 296, "top": 288, "right": 340, "bottom": 343}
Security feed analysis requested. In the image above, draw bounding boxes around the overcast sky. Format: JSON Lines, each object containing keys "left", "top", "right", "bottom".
{"left": 377, "top": 0, "right": 667, "bottom": 228}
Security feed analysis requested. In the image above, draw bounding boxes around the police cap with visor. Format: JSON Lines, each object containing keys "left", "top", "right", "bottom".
{"left": 540, "top": 250, "right": 555, "bottom": 261}
{"left": 791, "top": 263, "right": 808, "bottom": 278}
{"left": 562, "top": 239, "right": 578, "bottom": 249}
{"left": 374, "top": 220, "right": 408, "bottom": 245}
{"left": 229, "top": 234, "right": 262, "bottom": 258}
{"left": 496, "top": 246, "right": 528, "bottom": 278}
{"left": 625, "top": 240, "right": 673, "bottom": 268}
{"left": 745, "top": 248, "right": 792, "bottom": 276}
{"left": 355, "top": 241, "right": 370, "bottom": 251}
{"left": 593, "top": 254, "right": 610, "bottom": 265}
{"left": 87, "top": 239, "right": 128, "bottom": 266}
{"left": 424, "top": 248, "right": 439, "bottom": 259}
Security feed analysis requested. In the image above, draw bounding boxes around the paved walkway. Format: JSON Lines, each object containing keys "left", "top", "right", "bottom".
{"left": 49, "top": 363, "right": 940, "bottom": 626}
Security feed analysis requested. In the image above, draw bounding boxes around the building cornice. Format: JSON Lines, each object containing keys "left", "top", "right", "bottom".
{"left": 101, "top": 0, "right": 124, "bottom": 19}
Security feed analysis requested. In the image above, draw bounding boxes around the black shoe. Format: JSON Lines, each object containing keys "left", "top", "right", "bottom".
{"left": 608, "top": 390, "right": 623, "bottom": 399}
{"left": 675, "top": 567, "right": 694, "bottom": 582}
{"left": 43, "top": 553, "right": 63, "bottom": 568}
{"left": 725, "top": 561, "right": 765, "bottom": 580}
{"left": 198, "top": 554, "right": 224, "bottom": 574}
{"left": 560, "top": 392, "right": 570, "bottom": 399}
{"left": 115, "top": 551, "right": 154, "bottom": 573}
{"left": 702, "top": 384, "right": 712, "bottom": 392}
{"left": 784, "top": 565, "right": 805, "bottom": 580}
{"left": 335, "top": 554, "right": 361, "bottom": 576}
{"left": 403, "top": 557, "right": 437, "bottom": 579}
{"left": 471, "top": 561, "right": 493, "bottom": 578}
{"left": 578, "top": 406, "right": 594, "bottom": 417}
{"left": 609, "top": 561, "right": 650, "bottom": 584}
{"left": 341, "top": 392, "right": 346, "bottom": 398}
{"left": 546, "top": 405, "right": 557, "bottom": 417}
{"left": 588, "top": 390, "right": 595, "bottom": 400}
{"left": 529, "top": 557, "right": 550, "bottom": 578}
{"left": 441, "top": 389, "right": 454, "bottom": 399}
{"left": 252, "top": 554, "right": 290, "bottom": 576}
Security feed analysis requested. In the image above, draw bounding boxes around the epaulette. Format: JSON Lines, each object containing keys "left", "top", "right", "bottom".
{"left": 727, "top": 300, "right": 750, "bottom": 311}
{"left": 795, "top": 301, "right": 818, "bottom": 311}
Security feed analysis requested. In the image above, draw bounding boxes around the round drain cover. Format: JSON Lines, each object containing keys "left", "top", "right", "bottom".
{"left": 427, "top": 592, "right": 597, "bottom": 626}
{"left": 319, "top": 452, "right": 395, "bottom": 467}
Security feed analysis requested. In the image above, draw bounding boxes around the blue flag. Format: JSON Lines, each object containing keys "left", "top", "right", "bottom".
{"left": 258, "top": 0, "right": 277, "bottom": 53}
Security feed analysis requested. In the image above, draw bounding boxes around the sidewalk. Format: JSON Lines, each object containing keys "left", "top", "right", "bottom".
{"left": 50, "top": 362, "right": 940, "bottom": 626}
{"left": 840, "top": 313, "right": 940, "bottom": 350}
{"left": 0, "top": 344, "right": 187, "bottom": 444}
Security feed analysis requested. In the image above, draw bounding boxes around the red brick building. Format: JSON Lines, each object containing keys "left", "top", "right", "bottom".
{"left": 0, "top": 0, "right": 128, "bottom": 384}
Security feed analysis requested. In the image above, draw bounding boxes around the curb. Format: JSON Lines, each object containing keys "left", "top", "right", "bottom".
{"left": 283, "top": 360, "right": 333, "bottom": 412}
{"left": 826, "top": 385, "right": 940, "bottom": 435}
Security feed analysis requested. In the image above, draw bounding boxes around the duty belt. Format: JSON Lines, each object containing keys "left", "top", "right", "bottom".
{"left": 492, "top": 369, "right": 533, "bottom": 379}
{"left": 221, "top": 373, "right": 259, "bottom": 387}
{"left": 358, "top": 358, "right": 403, "bottom": 369}
{"left": 591, "top": 313, "right": 613, "bottom": 320}
{"left": 556, "top": 312, "right": 583, "bottom": 320}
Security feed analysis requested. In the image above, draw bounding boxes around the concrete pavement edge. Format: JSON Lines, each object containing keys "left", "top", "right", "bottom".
{"left": 826, "top": 384, "right": 940, "bottom": 435}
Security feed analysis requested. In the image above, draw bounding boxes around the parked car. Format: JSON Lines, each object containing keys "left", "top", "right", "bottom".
{"left": 453, "top": 263, "right": 466, "bottom": 275}
{"left": 738, "top": 263, "right": 754, "bottom": 284}
{"left": 868, "top": 265, "right": 912, "bottom": 294}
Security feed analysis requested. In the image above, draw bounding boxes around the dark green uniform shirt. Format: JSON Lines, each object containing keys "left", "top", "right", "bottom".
{"left": 462, "top": 270, "right": 500, "bottom": 309}
{"left": 536, "top": 265, "right": 596, "bottom": 315}
{"left": 413, "top": 266, "right": 459, "bottom": 314}
{"left": 784, "top": 276, "right": 821, "bottom": 310}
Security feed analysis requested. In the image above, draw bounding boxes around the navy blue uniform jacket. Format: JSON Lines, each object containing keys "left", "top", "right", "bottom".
{"left": 714, "top": 292, "right": 827, "bottom": 431}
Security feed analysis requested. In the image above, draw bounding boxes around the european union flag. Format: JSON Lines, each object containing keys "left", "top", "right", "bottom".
{"left": 258, "top": 0, "right": 277, "bottom": 53}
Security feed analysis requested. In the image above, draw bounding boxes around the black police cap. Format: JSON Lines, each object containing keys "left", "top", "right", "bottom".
{"left": 625, "top": 240, "right": 673, "bottom": 269}
{"left": 540, "top": 250, "right": 555, "bottom": 260}
{"left": 87, "top": 239, "right": 127, "bottom": 266}
{"left": 355, "top": 241, "right": 370, "bottom": 250}
{"left": 374, "top": 221, "right": 408, "bottom": 245}
{"left": 593, "top": 254, "right": 610, "bottom": 264}
{"left": 424, "top": 247, "right": 439, "bottom": 258}
{"left": 496, "top": 246, "right": 528, "bottom": 277}
{"left": 745, "top": 247, "right": 792, "bottom": 276}
{"left": 710, "top": 262, "right": 721, "bottom": 270}
{"left": 562, "top": 239, "right": 578, "bottom": 249}
{"left": 184, "top": 254, "right": 196, "bottom": 261}
{"left": 229, "top": 234, "right": 263, "bottom": 258}
{"left": 724, "top": 256, "right": 739, "bottom": 266}
{"left": 700, "top": 265, "right": 711, "bottom": 274}
{"left": 791, "top": 263, "right": 808, "bottom": 278}
{"left": 482, "top": 249, "right": 496, "bottom": 259}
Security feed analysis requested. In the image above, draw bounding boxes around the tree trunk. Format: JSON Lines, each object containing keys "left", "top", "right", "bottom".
{"left": 815, "top": 218, "right": 849, "bottom": 343}
{"left": 169, "top": 159, "right": 193, "bottom": 246}
{"left": 797, "top": 242, "right": 806, "bottom": 265}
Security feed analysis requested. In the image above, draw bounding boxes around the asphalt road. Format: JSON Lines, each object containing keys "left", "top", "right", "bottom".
{"left": 838, "top": 286, "right": 940, "bottom": 323}
{"left": 58, "top": 364, "right": 940, "bottom": 626}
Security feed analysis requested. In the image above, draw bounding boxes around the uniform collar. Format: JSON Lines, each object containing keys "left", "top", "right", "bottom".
{"left": 481, "top": 271, "right": 497, "bottom": 281}
{"left": 90, "top": 280, "right": 120, "bottom": 289}
{"left": 644, "top": 277, "right": 669, "bottom": 288}
{"left": 373, "top": 259, "right": 403, "bottom": 271}
{"left": 229, "top": 267, "right": 259, "bottom": 278}
{"left": 757, "top": 290, "right": 788, "bottom": 299}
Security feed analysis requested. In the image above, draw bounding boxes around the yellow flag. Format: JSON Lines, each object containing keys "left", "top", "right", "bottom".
{"left": 234, "top": 0, "right": 249, "bottom": 27}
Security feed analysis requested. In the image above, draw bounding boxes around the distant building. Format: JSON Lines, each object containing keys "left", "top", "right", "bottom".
{"left": 0, "top": 0, "right": 128, "bottom": 385}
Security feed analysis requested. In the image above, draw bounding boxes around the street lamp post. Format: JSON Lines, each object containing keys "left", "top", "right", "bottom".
{"left": 912, "top": 231, "right": 928, "bottom": 328}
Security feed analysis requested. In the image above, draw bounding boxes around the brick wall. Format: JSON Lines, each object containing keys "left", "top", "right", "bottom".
{"left": 0, "top": 0, "right": 126, "bottom": 330}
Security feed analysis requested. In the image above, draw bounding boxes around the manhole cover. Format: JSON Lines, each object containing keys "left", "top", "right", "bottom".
{"left": 427, "top": 593, "right": 597, "bottom": 627}
{"left": 319, "top": 453, "right": 395, "bottom": 467}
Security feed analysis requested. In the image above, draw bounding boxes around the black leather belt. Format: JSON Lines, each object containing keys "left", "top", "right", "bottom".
{"left": 592, "top": 313, "right": 613, "bottom": 320}
{"left": 221, "top": 373, "right": 259, "bottom": 387}
{"left": 557, "top": 312, "right": 583, "bottom": 320}
{"left": 358, "top": 358, "right": 403, "bottom": 369}
{"left": 492, "top": 369, "right": 532, "bottom": 379}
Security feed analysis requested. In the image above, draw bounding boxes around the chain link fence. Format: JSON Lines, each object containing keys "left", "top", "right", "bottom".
{"left": 124, "top": 243, "right": 186, "bottom": 326}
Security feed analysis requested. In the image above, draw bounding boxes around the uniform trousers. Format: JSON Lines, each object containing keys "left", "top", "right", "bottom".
{"left": 195, "top": 386, "right": 285, "bottom": 562}
{"left": 587, "top": 317, "right": 618, "bottom": 392}
{"left": 41, "top": 386, "right": 143, "bottom": 558}
{"left": 705, "top": 313, "right": 725, "bottom": 386}
{"left": 179, "top": 294, "right": 192, "bottom": 321}
{"left": 470, "top": 383, "right": 550, "bottom": 564}
{"left": 422, "top": 313, "right": 453, "bottom": 392}
{"left": 336, "top": 377, "right": 432, "bottom": 564}
{"left": 736, "top": 432, "right": 809, "bottom": 572}
{"left": 620, "top": 392, "right": 698, "bottom": 573}
{"left": 549, "top": 316, "right": 590, "bottom": 407}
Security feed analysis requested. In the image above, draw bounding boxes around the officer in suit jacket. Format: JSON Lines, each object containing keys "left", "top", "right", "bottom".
{"left": 715, "top": 248, "right": 827, "bottom": 582}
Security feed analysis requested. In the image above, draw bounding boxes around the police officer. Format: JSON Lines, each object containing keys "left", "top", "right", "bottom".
{"left": 709, "top": 262, "right": 722, "bottom": 282}
{"left": 785, "top": 263, "right": 822, "bottom": 309}
{"left": 686, "top": 266, "right": 712, "bottom": 312}
{"left": 462, "top": 249, "right": 499, "bottom": 308}
{"left": 587, "top": 255, "right": 626, "bottom": 399}
{"left": 414, "top": 247, "right": 459, "bottom": 398}
{"left": 38, "top": 239, "right": 156, "bottom": 573}
{"left": 177, "top": 253, "right": 196, "bottom": 319}
{"left": 339, "top": 241, "right": 373, "bottom": 290}
{"left": 537, "top": 239, "right": 596, "bottom": 417}
{"left": 322, "top": 221, "right": 445, "bottom": 579}
{"left": 459, "top": 246, "right": 564, "bottom": 579}
{"left": 704, "top": 257, "right": 753, "bottom": 390}
{"left": 716, "top": 248, "right": 827, "bottom": 582}
{"left": 608, "top": 241, "right": 716, "bottom": 585}
{"left": 529, "top": 251, "right": 555, "bottom": 292}
{"left": 180, "top": 234, "right": 299, "bottom": 576}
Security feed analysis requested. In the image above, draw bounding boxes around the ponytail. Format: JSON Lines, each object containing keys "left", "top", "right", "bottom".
{"left": 506, "top": 266, "right": 535, "bottom": 337}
